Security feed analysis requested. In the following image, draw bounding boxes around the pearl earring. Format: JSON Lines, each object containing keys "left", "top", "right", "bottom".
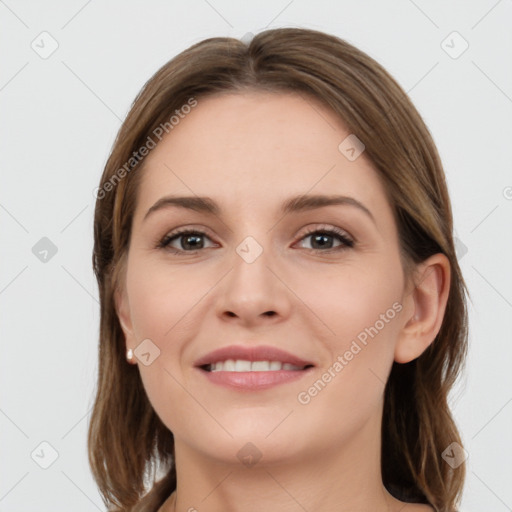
{"left": 126, "top": 348, "right": 134, "bottom": 363}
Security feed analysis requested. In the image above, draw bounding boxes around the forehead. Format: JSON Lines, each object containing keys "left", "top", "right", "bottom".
{"left": 135, "top": 92, "right": 391, "bottom": 220}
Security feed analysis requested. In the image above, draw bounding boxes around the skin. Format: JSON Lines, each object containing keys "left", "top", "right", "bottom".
{"left": 116, "top": 92, "right": 450, "bottom": 512}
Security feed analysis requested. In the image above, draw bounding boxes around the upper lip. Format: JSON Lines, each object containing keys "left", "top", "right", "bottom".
{"left": 194, "top": 345, "right": 315, "bottom": 368}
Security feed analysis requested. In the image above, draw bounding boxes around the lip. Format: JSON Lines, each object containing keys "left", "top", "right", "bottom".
{"left": 194, "top": 344, "right": 315, "bottom": 392}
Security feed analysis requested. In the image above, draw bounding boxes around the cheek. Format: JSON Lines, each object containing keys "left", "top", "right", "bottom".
{"left": 302, "top": 258, "right": 403, "bottom": 350}
{"left": 295, "top": 259, "right": 403, "bottom": 407}
{"left": 125, "top": 260, "right": 216, "bottom": 429}
{"left": 126, "top": 261, "right": 209, "bottom": 341}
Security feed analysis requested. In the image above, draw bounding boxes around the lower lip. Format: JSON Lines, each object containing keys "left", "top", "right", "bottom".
{"left": 198, "top": 367, "right": 314, "bottom": 391}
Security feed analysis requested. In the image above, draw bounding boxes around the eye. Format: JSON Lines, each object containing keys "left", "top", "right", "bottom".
{"left": 156, "top": 225, "right": 355, "bottom": 255}
{"left": 157, "top": 228, "right": 216, "bottom": 253}
{"left": 296, "top": 225, "right": 354, "bottom": 252}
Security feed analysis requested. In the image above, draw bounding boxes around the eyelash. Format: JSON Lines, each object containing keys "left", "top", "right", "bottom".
{"left": 156, "top": 225, "right": 355, "bottom": 255}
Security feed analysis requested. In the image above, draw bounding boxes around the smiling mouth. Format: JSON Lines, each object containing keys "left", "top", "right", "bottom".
{"left": 195, "top": 345, "right": 315, "bottom": 389}
{"left": 202, "top": 360, "right": 314, "bottom": 372}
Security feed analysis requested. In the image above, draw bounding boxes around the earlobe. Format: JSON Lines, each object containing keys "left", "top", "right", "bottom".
{"left": 394, "top": 253, "right": 451, "bottom": 364}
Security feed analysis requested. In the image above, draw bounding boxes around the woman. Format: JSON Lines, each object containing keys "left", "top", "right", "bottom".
{"left": 88, "top": 27, "right": 468, "bottom": 512}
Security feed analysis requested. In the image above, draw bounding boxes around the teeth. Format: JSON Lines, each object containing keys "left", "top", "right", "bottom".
{"left": 209, "top": 360, "right": 304, "bottom": 372}
{"left": 235, "top": 360, "right": 251, "bottom": 372}
{"left": 251, "top": 361, "right": 271, "bottom": 371}
{"left": 223, "top": 359, "right": 236, "bottom": 371}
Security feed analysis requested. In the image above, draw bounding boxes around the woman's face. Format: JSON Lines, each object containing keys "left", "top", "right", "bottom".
{"left": 117, "top": 91, "right": 414, "bottom": 466}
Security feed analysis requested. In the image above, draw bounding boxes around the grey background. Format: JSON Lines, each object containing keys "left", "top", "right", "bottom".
{"left": 1, "top": 1, "right": 511, "bottom": 510}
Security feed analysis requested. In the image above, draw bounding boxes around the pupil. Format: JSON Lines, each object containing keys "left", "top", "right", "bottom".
{"left": 312, "top": 234, "right": 332, "bottom": 249}
{"left": 183, "top": 234, "right": 203, "bottom": 250}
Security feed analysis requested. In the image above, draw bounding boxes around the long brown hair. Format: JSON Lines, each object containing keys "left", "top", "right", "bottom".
{"left": 89, "top": 27, "right": 468, "bottom": 511}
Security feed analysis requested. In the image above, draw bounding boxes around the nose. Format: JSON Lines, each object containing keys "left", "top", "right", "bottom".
{"left": 215, "top": 240, "right": 292, "bottom": 327}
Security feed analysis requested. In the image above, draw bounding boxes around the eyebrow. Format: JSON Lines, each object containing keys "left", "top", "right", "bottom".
{"left": 143, "top": 194, "right": 375, "bottom": 224}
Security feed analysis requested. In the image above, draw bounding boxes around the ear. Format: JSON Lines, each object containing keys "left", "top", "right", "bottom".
{"left": 114, "top": 287, "right": 137, "bottom": 364}
{"left": 395, "top": 253, "right": 451, "bottom": 364}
